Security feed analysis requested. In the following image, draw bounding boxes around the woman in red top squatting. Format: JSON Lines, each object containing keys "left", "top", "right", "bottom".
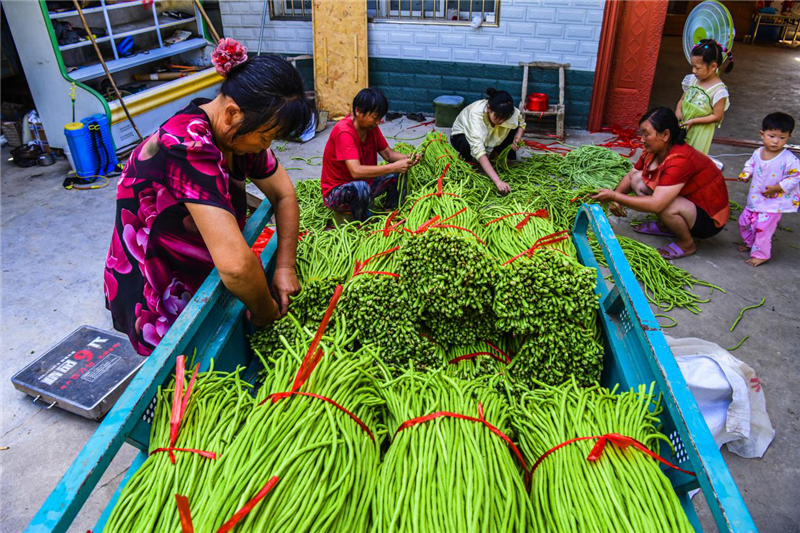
{"left": 321, "top": 88, "right": 421, "bottom": 221}
{"left": 104, "top": 38, "right": 315, "bottom": 355}
{"left": 592, "top": 107, "right": 729, "bottom": 259}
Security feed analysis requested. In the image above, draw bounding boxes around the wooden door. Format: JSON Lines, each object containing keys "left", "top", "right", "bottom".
{"left": 588, "top": 1, "right": 669, "bottom": 130}
{"left": 312, "top": 1, "right": 368, "bottom": 118}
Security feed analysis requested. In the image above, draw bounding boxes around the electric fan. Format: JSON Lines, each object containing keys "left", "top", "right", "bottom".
{"left": 683, "top": 0, "right": 735, "bottom": 64}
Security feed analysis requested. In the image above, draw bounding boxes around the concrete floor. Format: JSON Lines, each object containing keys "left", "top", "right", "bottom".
{"left": 1, "top": 116, "right": 799, "bottom": 531}
{"left": 650, "top": 36, "right": 800, "bottom": 141}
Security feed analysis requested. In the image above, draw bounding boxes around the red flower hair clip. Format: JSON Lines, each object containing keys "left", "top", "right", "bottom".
{"left": 211, "top": 38, "right": 248, "bottom": 77}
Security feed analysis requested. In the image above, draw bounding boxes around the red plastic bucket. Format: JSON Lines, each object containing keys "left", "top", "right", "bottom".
{"left": 526, "top": 93, "right": 549, "bottom": 112}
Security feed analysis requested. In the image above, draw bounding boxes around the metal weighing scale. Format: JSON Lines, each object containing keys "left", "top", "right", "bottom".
{"left": 11, "top": 326, "right": 145, "bottom": 420}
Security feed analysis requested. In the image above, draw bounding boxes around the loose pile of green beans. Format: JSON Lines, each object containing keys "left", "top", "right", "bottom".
{"left": 591, "top": 234, "right": 724, "bottom": 313}
{"left": 373, "top": 371, "right": 535, "bottom": 532}
{"left": 193, "top": 317, "right": 385, "bottom": 532}
{"left": 105, "top": 363, "right": 254, "bottom": 532}
{"left": 512, "top": 380, "right": 694, "bottom": 532}
{"left": 558, "top": 144, "right": 632, "bottom": 190}
{"left": 296, "top": 178, "right": 334, "bottom": 232}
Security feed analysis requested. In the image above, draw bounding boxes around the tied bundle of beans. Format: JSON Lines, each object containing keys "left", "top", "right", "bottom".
{"left": 491, "top": 249, "right": 602, "bottom": 387}
{"left": 341, "top": 226, "right": 436, "bottom": 372}
{"left": 339, "top": 276, "right": 435, "bottom": 372}
{"left": 396, "top": 133, "right": 489, "bottom": 202}
{"left": 509, "top": 312, "right": 604, "bottom": 388}
{"left": 512, "top": 380, "right": 694, "bottom": 532}
{"left": 441, "top": 340, "right": 512, "bottom": 381}
{"left": 403, "top": 184, "right": 477, "bottom": 233}
{"left": 372, "top": 371, "right": 535, "bottom": 532}
{"left": 292, "top": 224, "right": 361, "bottom": 321}
{"left": 193, "top": 316, "right": 385, "bottom": 533}
{"left": 591, "top": 234, "right": 724, "bottom": 314}
{"left": 558, "top": 145, "right": 632, "bottom": 190}
{"left": 397, "top": 229, "right": 498, "bottom": 347}
{"left": 105, "top": 363, "right": 254, "bottom": 532}
{"left": 296, "top": 179, "right": 333, "bottom": 232}
{"left": 480, "top": 205, "right": 575, "bottom": 261}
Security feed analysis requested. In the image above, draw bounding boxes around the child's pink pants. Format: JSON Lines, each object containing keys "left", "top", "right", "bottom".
{"left": 738, "top": 208, "right": 782, "bottom": 260}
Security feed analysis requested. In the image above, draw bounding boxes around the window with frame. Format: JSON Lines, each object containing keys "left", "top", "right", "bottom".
{"left": 269, "top": 0, "right": 312, "bottom": 21}
{"left": 368, "top": 0, "right": 500, "bottom": 26}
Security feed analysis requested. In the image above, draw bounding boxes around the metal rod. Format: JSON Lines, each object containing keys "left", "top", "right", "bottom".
{"left": 291, "top": 0, "right": 296, "bottom": 18}
{"left": 258, "top": 0, "right": 269, "bottom": 55}
{"left": 302, "top": 0, "right": 306, "bottom": 18}
{"left": 71, "top": 0, "right": 143, "bottom": 142}
{"left": 193, "top": 0, "right": 221, "bottom": 42}
{"left": 99, "top": 0, "right": 118, "bottom": 60}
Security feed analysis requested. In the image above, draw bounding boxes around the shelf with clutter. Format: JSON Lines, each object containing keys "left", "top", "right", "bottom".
{"left": 5, "top": 0, "right": 222, "bottom": 156}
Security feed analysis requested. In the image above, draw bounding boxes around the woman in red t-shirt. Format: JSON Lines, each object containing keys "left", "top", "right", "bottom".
{"left": 592, "top": 107, "right": 729, "bottom": 259}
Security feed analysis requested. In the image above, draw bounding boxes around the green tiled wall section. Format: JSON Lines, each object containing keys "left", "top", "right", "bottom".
{"left": 368, "top": 58, "right": 594, "bottom": 129}
{"left": 278, "top": 56, "right": 594, "bottom": 130}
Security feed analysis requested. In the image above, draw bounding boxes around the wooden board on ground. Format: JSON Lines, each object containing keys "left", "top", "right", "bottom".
{"left": 312, "top": 0, "right": 368, "bottom": 118}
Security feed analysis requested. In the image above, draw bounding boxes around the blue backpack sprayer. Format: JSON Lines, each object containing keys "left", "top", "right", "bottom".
{"left": 63, "top": 83, "right": 120, "bottom": 189}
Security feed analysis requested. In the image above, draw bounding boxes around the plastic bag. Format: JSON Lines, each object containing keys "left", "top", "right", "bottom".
{"left": 665, "top": 336, "right": 775, "bottom": 458}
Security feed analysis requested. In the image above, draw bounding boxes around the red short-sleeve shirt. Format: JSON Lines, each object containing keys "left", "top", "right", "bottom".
{"left": 635, "top": 143, "right": 730, "bottom": 227}
{"left": 320, "top": 115, "right": 389, "bottom": 198}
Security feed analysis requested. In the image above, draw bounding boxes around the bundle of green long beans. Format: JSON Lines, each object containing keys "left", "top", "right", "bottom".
{"left": 397, "top": 228, "right": 499, "bottom": 347}
{"left": 292, "top": 223, "right": 361, "bottom": 321}
{"left": 338, "top": 275, "right": 435, "bottom": 372}
{"left": 104, "top": 363, "right": 253, "bottom": 532}
{"left": 441, "top": 339, "right": 511, "bottom": 381}
{"left": 193, "top": 317, "right": 385, "bottom": 532}
{"left": 296, "top": 179, "right": 333, "bottom": 232}
{"left": 591, "top": 234, "right": 724, "bottom": 313}
{"left": 512, "top": 380, "right": 693, "bottom": 532}
{"left": 558, "top": 145, "right": 632, "bottom": 190}
{"left": 394, "top": 132, "right": 490, "bottom": 204}
{"left": 372, "top": 371, "right": 535, "bottom": 532}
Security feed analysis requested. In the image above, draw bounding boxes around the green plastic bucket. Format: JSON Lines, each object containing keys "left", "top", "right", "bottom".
{"left": 433, "top": 95, "right": 465, "bottom": 128}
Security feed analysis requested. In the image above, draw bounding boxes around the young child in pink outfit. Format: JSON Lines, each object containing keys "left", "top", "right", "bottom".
{"left": 737, "top": 112, "right": 799, "bottom": 266}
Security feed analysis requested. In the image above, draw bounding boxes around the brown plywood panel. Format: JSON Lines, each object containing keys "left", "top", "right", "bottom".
{"left": 312, "top": 0, "right": 368, "bottom": 118}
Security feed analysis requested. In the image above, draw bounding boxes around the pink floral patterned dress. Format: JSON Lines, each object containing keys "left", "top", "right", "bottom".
{"left": 104, "top": 99, "right": 278, "bottom": 355}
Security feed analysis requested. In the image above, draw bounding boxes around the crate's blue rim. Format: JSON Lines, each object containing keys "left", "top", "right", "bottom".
{"left": 572, "top": 204, "right": 756, "bottom": 533}
{"left": 24, "top": 199, "right": 277, "bottom": 533}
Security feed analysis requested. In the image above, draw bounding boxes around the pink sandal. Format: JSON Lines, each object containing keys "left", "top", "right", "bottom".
{"left": 658, "top": 242, "right": 695, "bottom": 260}
{"left": 633, "top": 221, "right": 675, "bottom": 237}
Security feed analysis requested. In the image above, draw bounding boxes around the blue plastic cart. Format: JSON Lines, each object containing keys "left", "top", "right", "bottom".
{"left": 25, "top": 203, "right": 757, "bottom": 532}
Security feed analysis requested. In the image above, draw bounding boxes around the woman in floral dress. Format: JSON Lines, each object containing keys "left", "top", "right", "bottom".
{"left": 104, "top": 39, "right": 315, "bottom": 355}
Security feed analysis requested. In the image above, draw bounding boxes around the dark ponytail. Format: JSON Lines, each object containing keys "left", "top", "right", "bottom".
{"left": 640, "top": 107, "right": 687, "bottom": 146}
{"left": 485, "top": 87, "right": 515, "bottom": 121}
{"left": 691, "top": 39, "right": 734, "bottom": 73}
{"left": 221, "top": 54, "right": 316, "bottom": 140}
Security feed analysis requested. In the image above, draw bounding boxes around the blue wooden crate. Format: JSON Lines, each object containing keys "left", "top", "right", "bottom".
{"left": 26, "top": 203, "right": 756, "bottom": 532}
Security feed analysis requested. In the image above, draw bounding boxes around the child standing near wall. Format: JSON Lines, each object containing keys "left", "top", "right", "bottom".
{"left": 676, "top": 39, "right": 733, "bottom": 155}
{"left": 737, "top": 112, "right": 799, "bottom": 267}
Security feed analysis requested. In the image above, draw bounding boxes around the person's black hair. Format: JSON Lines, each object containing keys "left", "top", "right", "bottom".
{"left": 762, "top": 112, "right": 795, "bottom": 134}
{"left": 691, "top": 38, "right": 734, "bottom": 74}
{"left": 353, "top": 88, "right": 389, "bottom": 118}
{"left": 485, "top": 87, "right": 515, "bottom": 121}
{"left": 639, "top": 107, "right": 687, "bottom": 145}
{"left": 221, "top": 54, "right": 315, "bottom": 140}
